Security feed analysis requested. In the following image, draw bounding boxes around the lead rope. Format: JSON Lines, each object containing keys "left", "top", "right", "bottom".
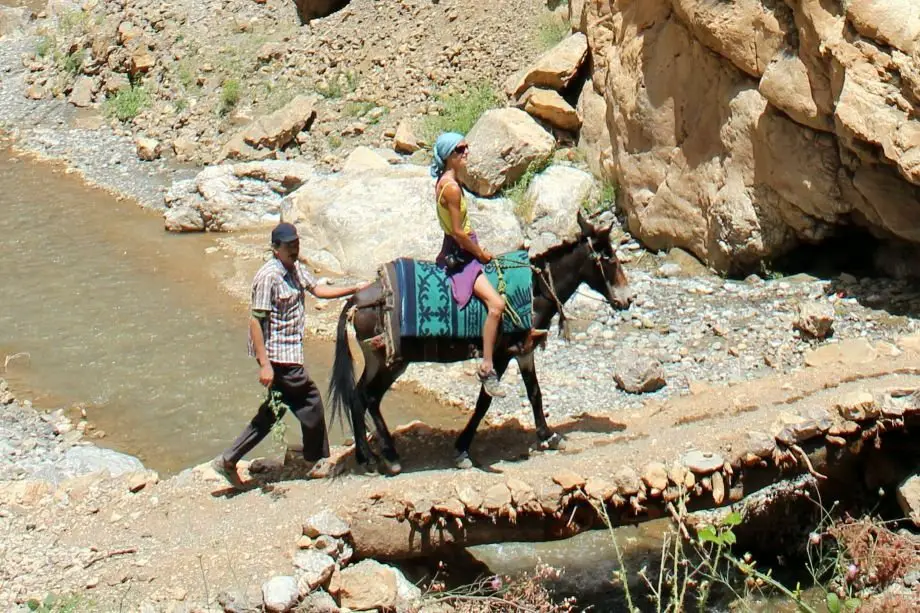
{"left": 493, "top": 259, "right": 526, "bottom": 330}
{"left": 494, "top": 255, "right": 570, "bottom": 341}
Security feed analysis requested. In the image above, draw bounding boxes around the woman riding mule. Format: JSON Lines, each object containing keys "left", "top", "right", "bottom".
{"left": 430, "top": 132, "right": 506, "bottom": 397}
{"left": 329, "top": 211, "right": 635, "bottom": 475}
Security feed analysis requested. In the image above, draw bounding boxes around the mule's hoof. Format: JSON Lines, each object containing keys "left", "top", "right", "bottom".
{"left": 384, "top": 461, "right": 403, "bottom": 476}
{"left": 358, "top": 461, "right": 377, "bottom": 475}
{"left": 539, "top": 433, "right": 566, "bottom": 451}
{"left": 454, "top": 452, "right": 474, "bottom": 470}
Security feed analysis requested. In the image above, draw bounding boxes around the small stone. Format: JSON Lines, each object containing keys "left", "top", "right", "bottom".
{"left": 613, "top": 351, "right": 666, "bottom": 394}
{"left": 793, "top": 301, "right": 835, "bottom": 339}
{"left": 641, "top": 462, "right": 668, "bottom": 491}
{"left": 551, "top": 469, "right": 585, "bottom": 491}
{"left": 506, "top": 479, "right": 536, "bottom": 505}
{"left": 433, "top": 498, "right": 465, "bottom": 517}
{"left": 711, "top": 472, "right": 725, "bottom": 505}
{"left": 835, "top": 391, "right": 879, "bottom": 421}
{"left": 393, "top": 120, "right": 419, "bottom": 153}
{"left": 584, "top": 477, "right": 614, "bottom": 500}
{"left": 135, "top": 136, "right": 161, "bottom": 161}
{"left": 613, "top": 467, "right": 641, "bottom": 496}
{"left": 293, "top": 550, "right": 335, "bottom": 595}
{"left": 896, "top": 475, "right": 920, "bottom": 528}
{"left": 298, "top": 589, "right": 339, "bottom": 613}
{"left": 262, "top": 576, "right": 298, "bottom": 613}
{"left": 297, "top": 535, "right": 313, "bottom": 549}
{"left": 483, "top": 483, "right": 512, "bottom": 511}
{"left": 682, "top": 451, "right": 725, "bottom": 474}
{"left": 456, "top": 484, "right": 483, "bottom": 513}
{"left": 746, "top": 431, "right": 775, "bottom": 457}
{"left": 303, "top": 510, "right": 350, "bottom": 538}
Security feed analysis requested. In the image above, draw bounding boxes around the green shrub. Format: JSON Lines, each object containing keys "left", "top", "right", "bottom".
{"left": 104, "top": 85, "right": 149, "bottom": 122}
{"left": 35, "top": 36, "right": 53, "bottom": 58}
{"left": 343, "top": 100, "right": 375, "bottom": 117}
{"left": 583, "top": 179, "right": 617, "bottom": 216}
{"left": 219, "top": 78, "right": 241, "bottom": 115}
{"left": 316, "top": 70, "right": 358, "bottom": 99}
{"left": 536, "top": 11, "right": 571, "bottom": 50}
{"left": 60, "top": 49, "right": 85, "bottom": 75}
{"left": 421, "top": 82, "right": 500, "bottom": 141}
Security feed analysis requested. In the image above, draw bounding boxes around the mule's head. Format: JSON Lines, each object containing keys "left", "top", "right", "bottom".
{"left": 577, "top": 210, "right": 635, "bottom": 310}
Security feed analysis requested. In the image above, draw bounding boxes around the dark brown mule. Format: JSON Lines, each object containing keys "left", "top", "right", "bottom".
{"left": 329, "top": 212, "right": 634, "bottom": 474}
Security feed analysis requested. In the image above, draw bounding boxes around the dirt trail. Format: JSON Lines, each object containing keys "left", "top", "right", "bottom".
{"left": 7, "top": 339, "right": 917, "bottom": 608}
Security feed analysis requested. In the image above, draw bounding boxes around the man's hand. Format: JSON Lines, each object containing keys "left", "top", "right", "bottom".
{"left": 478, "top": 249, "right": 494, "bottom": 264}
{"left": 259, "top": 363, "right": 274, "bottom": 387}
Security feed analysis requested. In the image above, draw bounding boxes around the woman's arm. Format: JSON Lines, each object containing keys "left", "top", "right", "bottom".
{"left": 441, "top": 182, "right": 491, "bottom": 263}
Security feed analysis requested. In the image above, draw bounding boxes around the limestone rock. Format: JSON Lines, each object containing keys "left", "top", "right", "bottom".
{"left": 261, "top": 576, "right": 298, "bottom": 613}
{"left": 551, "top": 469, "right": 585, "bottom": 491}
{"left": 670, "top": 0, "right": 791, "bottom": 78}
{"left": 297, "top": 589, "right": 339, "bottom": 613}
{"left": 506, "top": 479, "right": 536, "bottom": 505}
{"left": 303, "top": 509, "right": 350, "bottom": 538}
{"left": 172, "top": 137, "right": 196, "bottom": 162}
{"left": 897, "top": 335, "right": 920, "bottom": 354}
{"left": 0, "top": 6, "right": 32, "bottom": 37}
{"left": 129, "top": 48, "right": 155, "bottom": 75}
{"left": 641, "top": 462, "right": 668, "bottom": 491}
{"left": 282, "top": 163, "right": 523, "bottom": 277}
{"left": 164, "top": 161, "right": 314, "bottom": 233}
{"left": 458, "top": 108, "right": 555, "bottom": 197}
{"left": 68, "top": 76, "right": 96, "bottom": 108}
{"left": 394, "top": 120, "right": 420, "bottom": 154}
{"left": 793, "top": 301, "right": 835, "bottom": 339}
{"left": 804, "top": 339, "right": 878, "bottom": 368}
{"left": 613, "top": 351, "right": 666, "bottom": 394}
{"left": 521, "top": 88, "right": 581, "bottom": 132}
{"left": 135, "top": 136, "right": 161, "bottom": 162}
{"left": 294, "top": 550, "right": 335, "bottom": 594}
{"left": 222, "top": 95, "right": 316, "bottom": 161}
{"left": 505, "top": 33, "right": 588, "bottom": 98}
{"left": 483, "top": 483, "right": 512, "bottom": 511}
{"left": 575, "top": 79, "right": 613, "bottom": 181}
{"left": 341, "top": 146, "right": 390, "bottom": 173}
{"left": 585, "top": 477, "right": 614, "bottom": 500}
{"left": 897, "top": 474, "right": 920, "bottom": 528}
{"left": 682, "top": 451, "right": 725, "bottom": 475}
{"left": 759, "top": 55, "right": 834, "bottom": 133}
{"left": 835, "top": 391, "right": 880, "bottom": 421}
{"left": 524, "top": 165, "right": 597, "bottom": 254}
{"left": 337, "top": 560, "right": 398, "bottom": 611}
{"left": 612, "top": 466, "right": 641, "bottom": 496}
{"left": 846, "top": 0, "right": 920, "bottom": 55}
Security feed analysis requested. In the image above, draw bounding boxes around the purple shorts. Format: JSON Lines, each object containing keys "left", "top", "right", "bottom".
{"left": 436, "top": 232, "right": 484, "bottom": 309}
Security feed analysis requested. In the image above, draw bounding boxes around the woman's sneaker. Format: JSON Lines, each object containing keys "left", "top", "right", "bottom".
{"left": 478, "top": 368, "right": 506, "bottom": 397}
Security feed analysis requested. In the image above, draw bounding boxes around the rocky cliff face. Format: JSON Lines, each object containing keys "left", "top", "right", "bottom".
{"left": 575, "top": 0, "right": 920, "bottom": 274}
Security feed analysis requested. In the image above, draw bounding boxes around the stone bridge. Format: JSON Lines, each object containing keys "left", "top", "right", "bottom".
{"left": 260, "top": 335, "right": 920, "bottom": 561}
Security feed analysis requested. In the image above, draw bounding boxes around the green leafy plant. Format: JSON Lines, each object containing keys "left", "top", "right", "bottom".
{"left": 60, "top": 49, "right": 86, "bottom": 75}
{"left": 583, "top": 179, "right": 617, "bottom": 216}
{"left": 536, "top": 11, "right": 571, "bottom": 51}
{"left": 104, "top": 84, "right": 149, "bottom": 122}
{"left": 26, "top": 593, "right": 93, "bottom": 613}
{"left": 343, "top": 100, "right": 375, "bottom": 118}
{"left": 316, "top": 69, "right": 358, "bottom": 99}
{"left": 35, "top": 36, "right": 53, "bottom": 58}
{"left": 421, "top": 82, "right": 500, "bottom": 141}
{"left": 219, "top": 78, "right": 241, "bottom": 115}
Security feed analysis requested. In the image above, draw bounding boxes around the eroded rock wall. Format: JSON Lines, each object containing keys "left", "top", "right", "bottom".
{"left": 578, "top": 0, "right": 920, "bottom": 273}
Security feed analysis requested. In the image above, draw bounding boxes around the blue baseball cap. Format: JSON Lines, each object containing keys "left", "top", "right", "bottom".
{"left": 271, "top": 222, "right": 298, "bottom": 244}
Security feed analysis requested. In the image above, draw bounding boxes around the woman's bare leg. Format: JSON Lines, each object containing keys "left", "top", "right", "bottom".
{"left": 472, "top": 274, "right": 505, "bottom": 373}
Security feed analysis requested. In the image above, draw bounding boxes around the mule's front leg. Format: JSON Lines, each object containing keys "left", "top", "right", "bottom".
{"left": 517, "top": 353, "right": 564, "bottom": 450}
{"left": 453, "top": 355, "right": 511, "bottom": 468}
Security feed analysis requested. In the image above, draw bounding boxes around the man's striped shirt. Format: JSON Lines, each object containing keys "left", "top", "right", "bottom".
{"left": 248, "top": 258, "right": 317, "bottom": 365}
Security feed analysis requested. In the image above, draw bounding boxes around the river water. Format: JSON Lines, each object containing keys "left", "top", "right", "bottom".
{"left": 0, "top": 148, "right": 463, "bottom": 473}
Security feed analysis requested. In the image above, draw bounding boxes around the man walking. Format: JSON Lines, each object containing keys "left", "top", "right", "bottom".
{"left": 212, "top": 222, "right": 362, "bottom": 487}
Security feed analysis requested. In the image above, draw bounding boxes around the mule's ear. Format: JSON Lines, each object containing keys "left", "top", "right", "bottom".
{"left": 577, "top": 209, "right": 595, "bottom": 237}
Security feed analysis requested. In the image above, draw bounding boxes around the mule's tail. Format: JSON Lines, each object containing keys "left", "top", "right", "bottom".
{"left": 328, "top": 297, "right": 361, "bottom": 434}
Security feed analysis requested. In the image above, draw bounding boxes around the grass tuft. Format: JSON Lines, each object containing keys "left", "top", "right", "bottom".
{"left": 505, "top": 157, "right": 552, "bottom": 222}
{"left": 421, "top": 82, "right": 500, "bottom": 142}
{"left": 219, "top": 78, "right": 241, "bottom": 115}
{"left": 104, "top": 84, "right": 149, "bottom": 122}
{"left": 536, "top": 11, "right": 571, "bottom": 51}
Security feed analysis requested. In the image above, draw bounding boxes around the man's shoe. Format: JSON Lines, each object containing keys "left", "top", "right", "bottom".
{"left": 478, "top": 368, "right": 506, "bottom": 398}
{"left": 211, "top": 456, "right": 243, "bottom": 488}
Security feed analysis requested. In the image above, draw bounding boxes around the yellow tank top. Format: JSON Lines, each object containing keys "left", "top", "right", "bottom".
{"left": 436, "top": 183, "right": 472, "bottom": 235}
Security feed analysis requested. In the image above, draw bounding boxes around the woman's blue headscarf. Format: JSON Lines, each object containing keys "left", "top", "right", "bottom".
{"left": 430, "top": 132, "right": 464, "bottom": 178}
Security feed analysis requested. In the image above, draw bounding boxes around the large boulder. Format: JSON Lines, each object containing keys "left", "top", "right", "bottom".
{"left": 580, "top": 0, "right": 920, "bottom": 273}
{"left": 505, "top": 33, "right": 588, "bottom": 98}
{"left": 576, "top": 79, "right": 614, "bottom": 181}
{"left": 282, "top": 157, "right": 523, "bottom": 277}
{"left": 524, "top": 165, "right": 597, "bottom": 254}
{"left": 163, "top": 161, "right": 314, "bottom": 232}
{"left": 521, "top": 88, "right": 581, "bottom": 132}
{"left": 458, "top": 108, "right": 555, "bottom": 197}
{"left": 221, "top": 95, "right": 317, "bottom": 162}
{"left": 0, "top": 6, "right": 32, "bottom": 38}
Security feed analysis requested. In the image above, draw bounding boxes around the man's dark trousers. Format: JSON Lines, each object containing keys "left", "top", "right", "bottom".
{"left": 222, "top": 363, "right": 329, "bottom": 464}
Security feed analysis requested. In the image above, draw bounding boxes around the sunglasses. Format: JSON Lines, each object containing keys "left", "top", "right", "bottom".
{"left": 454, "top": 144, "right": 469, "bottom": 155}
